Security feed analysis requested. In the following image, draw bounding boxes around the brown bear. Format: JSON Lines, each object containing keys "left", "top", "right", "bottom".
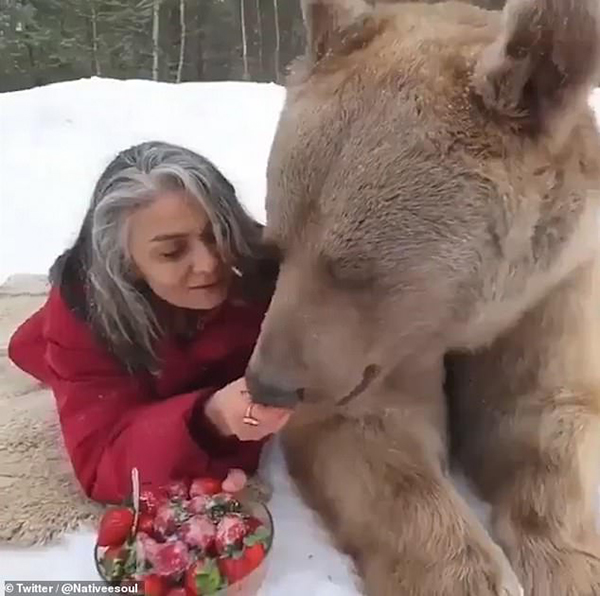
{"left": 245, "top": 0, "right": 600, "bottom": 594}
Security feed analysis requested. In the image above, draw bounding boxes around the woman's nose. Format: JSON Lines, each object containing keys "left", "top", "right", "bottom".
{"left": 190, "top": 240, "right": 219, "bottom": 275}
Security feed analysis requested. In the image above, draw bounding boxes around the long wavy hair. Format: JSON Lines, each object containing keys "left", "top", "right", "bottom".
{"left": 50, "top": 141, "right": 277, "bottom": 373}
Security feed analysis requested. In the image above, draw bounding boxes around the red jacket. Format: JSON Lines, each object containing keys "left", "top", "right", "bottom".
{"left": 8, "top": 286, "right": 267, "bottom": 504}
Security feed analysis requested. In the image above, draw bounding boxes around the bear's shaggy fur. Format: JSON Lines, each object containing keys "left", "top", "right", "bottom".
{"left": 247, "top": 1, "right": 600, "bottom": 594}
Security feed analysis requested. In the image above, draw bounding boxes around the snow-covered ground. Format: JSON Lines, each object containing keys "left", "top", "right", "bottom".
{"left": 1, "top": 77, "right": 600, "bottom": 593}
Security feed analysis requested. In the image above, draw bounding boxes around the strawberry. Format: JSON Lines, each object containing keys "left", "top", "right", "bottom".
{"left": 154, "top": 503, "right": 176, "bottom": 539}
{"left": 243, "top": 523, "right": 271, "bottom": 549}
{"left": 180, "top": 515, "right": 216, "bottom": 551}
{"left": 154, "top": 501, "right": 190, "bottom": 539}
{"left": 218, "top": 543, "right": 265, "bottom": 584}
{"left": 185, "top": 558, "right": 223, "bottom": 595}
{"left": 210, "top": 492, "right": 239, "bottom": 508}
{"left": 137, "top": 512, "right": 155, "bottom": 535}
{"left": 244, "top": 516, "right": 264, "bottom": 535}
{"left": 205, "top": 493, "right": 242, "bottom": 524}
{"left": 140, "top": 486, "right": 167, "bottom": 515}
{"left": 152, "top": 540, "right": 190, "bottom": 577}
{"left": 143, "top": 574, "right": 168, "bottom": 596}
{"left": 242, "top": 542, "right": 266, "bottom": 570}
{"left": 135, "top": 532, "right": 161, "bottom": 569}
{"left": 189, "top": 477, "right": 222, "bottom": 497}
{"left": 97, "top": 507, "right": 134, "bottom": 547}
{"left": 187, "top": 495, "right": 213, "bottom": 515}
{"left": 214, "top": 514, "right": 247, "bottom": 554}
{"left": 164, "top": 480, "right": 189, "bottom": 500}
{"left": 166, "top": 589, "right": 186, "bottom": 596}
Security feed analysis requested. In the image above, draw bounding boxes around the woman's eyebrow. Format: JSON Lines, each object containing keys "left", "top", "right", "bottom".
{"left": 151, "top": 224, "right": 210, "bottom": 242}
{"left": 150, "top": 232, "right": 188, "bottom": 242}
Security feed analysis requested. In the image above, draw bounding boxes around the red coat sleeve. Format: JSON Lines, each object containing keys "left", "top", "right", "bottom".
{"left": 8, "top": 305, "right": 53, "bottom": 384}
{"left": 14, "top": 288, "right": 264, "bottom": 504}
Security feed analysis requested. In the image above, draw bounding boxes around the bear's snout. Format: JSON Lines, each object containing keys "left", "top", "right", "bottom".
{"left": 245, "top": 367, "right": 304, "bottom": 408}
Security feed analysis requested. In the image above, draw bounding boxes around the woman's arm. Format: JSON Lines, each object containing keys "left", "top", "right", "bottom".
{"left": 13, "top": 288, "right": 263, "bottom": 504}
{"left": 8, "top": 306, "right": 53, "bottom": 384}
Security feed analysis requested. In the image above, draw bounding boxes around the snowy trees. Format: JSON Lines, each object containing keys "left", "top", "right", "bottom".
{"left": 0, "top": 0, "right": 305, "bottom": 92}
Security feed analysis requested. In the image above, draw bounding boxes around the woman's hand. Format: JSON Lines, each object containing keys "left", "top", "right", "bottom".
{"left": 204, "top": 377, "right": 292, "bottom": 442}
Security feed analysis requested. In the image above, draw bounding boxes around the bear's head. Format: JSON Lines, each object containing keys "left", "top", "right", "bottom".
{"left": 246, "top": 0, "right": 600, "bottom": 409}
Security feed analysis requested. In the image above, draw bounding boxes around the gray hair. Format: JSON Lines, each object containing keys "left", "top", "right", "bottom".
{"left": 52, "top": 141, "right": 270, "bottom": 372}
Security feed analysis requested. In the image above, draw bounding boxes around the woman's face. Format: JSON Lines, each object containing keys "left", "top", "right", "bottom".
{"left": 128, "top": 190, "right": 231, "bottom": 310}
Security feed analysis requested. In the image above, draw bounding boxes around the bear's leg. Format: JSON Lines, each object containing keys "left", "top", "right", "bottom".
{"left": 449, "top": 261, "right": 600, "bottom": 596}
{"left": 281, "top": 360, "right": 523, "bottom": 596}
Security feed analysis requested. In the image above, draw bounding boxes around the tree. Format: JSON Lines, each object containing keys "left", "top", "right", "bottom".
{"left": 152, "top": 0, "right": 160, "bottom": 81}
{"left": 88, "top": 0, "right": 101, "bottom": 75}
{"left": 176, "top": 0, "right": 185, "bottom": 82}
{"left": 240, "top": 0, "right": 249, "bottom": 80}
{"left": 255, "top": 0, "right": 263, "bottom": 73}
{"left": 273, "top": 0, "right": 280, "bottom": 80}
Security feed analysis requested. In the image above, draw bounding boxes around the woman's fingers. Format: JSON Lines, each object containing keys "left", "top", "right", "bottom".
{"left": 206, "top": 377, "right": 294, "bottom": 441}
{"left": 233, "top": 408, "right": 293, "bottom": 441}
{"left": 228, "top": 379, "right": 294, "bottom": 441}
{"left": 251, "top": 403, "right": 291, "bottom": 421}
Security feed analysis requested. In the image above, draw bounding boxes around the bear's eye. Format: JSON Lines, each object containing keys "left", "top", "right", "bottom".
{"left": 322, "top": 255, "right": 376, "bottom": 291}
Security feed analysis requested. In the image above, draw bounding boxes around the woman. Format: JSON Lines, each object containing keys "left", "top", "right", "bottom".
{"left": 8, "top": 141, "right": 290, "bottom": 504}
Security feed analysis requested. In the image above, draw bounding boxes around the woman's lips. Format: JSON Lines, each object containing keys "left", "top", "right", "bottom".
{"left": 189, "top": 280, "right": 221, "bottom": 290}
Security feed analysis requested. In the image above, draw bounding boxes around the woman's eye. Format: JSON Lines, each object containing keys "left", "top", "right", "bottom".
{"left": 160, "top": 245, "right": 186, "bottom": 260}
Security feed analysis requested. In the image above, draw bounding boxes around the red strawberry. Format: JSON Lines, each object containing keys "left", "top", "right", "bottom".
{"left": 190, "top": 477, "right": 222, "bottom": 497}
{"left": 243, "top": 523, "right": 271, "bottom": 551}
{"left": 143, "top": 574, "right": 168, "bottom": 596}
{"left": 180, "top": 515, "right": 216, "bottom": 551}
{"left": 152, "top": 540, "right": 190, "bottom": 577}
{"left": 154, "top": 503, "right": 178, "bottom": 539}
{"left": 218, "top": 543, "right": 266, "bottom": 584}
{"left": 214, "top": 514, "right": 247, "bottom": 554}
{"left": 204, "top": 493, "right": 242, "bottom": 524}
{"left": 187, "top": 495, "right": 213, "bottom": 515}
{"left": 166, "top": 589, "right": 186, "bottom": 596}
{"left": 242, "top": 541, "right": 266, "bottom": 569}
{"left": 210, "top": 492, "right": 238, "bottom": 507}
{"left": 164, "top": 480, "right": 189, "bottom": 500}
{"left": 140, "top": 486, "right": 167, "bottom": 515}
{"left": 97, "top": 507, "right": 134, "bottom": 547}
{"left": 244, "top": 516, "right": 264, "bottom": 535}
{"left": 185, "top": 558, "right": 223, "bottom": 595}
{"left": 137, "top": 512, "right": 155, "bottom": 535}
{"left": 135, "top": 532, "right": 160, "bottom": 567}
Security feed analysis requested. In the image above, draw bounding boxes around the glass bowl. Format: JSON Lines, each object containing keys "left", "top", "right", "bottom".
{"left": 94, "top": 494, "right": 274, "bottom": 596}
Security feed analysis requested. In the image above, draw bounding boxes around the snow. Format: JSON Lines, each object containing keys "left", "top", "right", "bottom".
{"left": 0, "top": 78, "right": 283, "bottom": 283}
{"left": 1, "top": 77, "right": 600, "bottom": 592}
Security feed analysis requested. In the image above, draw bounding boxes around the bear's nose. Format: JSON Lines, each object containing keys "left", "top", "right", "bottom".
{"left": 245, "top": 369, "right": 303, "bottom": 408}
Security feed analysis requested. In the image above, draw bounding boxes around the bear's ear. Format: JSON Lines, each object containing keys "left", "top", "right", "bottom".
{"left": 301, "top": 0, "right": 374, "bottom": 64}
{"left": 473, "top": 0, "right": 600, "bottom": 135}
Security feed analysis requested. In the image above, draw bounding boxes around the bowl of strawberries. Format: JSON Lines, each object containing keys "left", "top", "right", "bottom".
{"left": 94, "top": 473, "right": 273, "bottom": 596}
